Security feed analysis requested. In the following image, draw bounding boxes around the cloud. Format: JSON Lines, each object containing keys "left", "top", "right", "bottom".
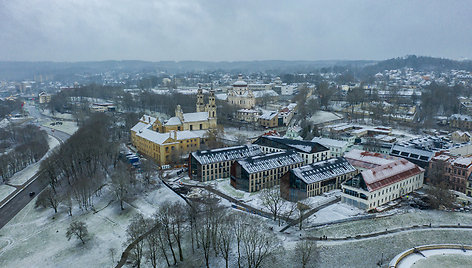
{"left": 0, "top": 0, "right": 471, "bottom": 61}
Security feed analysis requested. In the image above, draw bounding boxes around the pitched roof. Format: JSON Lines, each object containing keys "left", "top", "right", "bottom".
{"left": 131, "top": 122, "right": 150, "bottom": 133}
{"left": 361, "top": 159, "right": 424, "bottom": 192}
{"left": 164, "top": 116, "right": 182, "bottom": 126}
{"left": 191, "top": 144, "right": 263, "bottom": 165}
{"left": 344, "top": 149, "right": 397, "bottom": 169}
{"left": 311, "top": 137, "right": 348, "bottom": 148}
{"left": 291, "top": 157, "right": 356, "bottom": 185}
{"left": 253, "top": 136, "right": 329, "bottom": 154}
{"left": 183, "top": 112, "right": 209, "bottom": 122}
{"left": 237, "top": 150, "right": 303, "bottom": 174}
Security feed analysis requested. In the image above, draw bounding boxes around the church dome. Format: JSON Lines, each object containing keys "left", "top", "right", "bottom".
{"left": 233, "top": 74, "right": 247, "bottom": 87}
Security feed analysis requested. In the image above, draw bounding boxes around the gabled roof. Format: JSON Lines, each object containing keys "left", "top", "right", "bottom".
{"left": 253, "top": 136, "right": 329, "bottom": 154}
{"left": 259, "top": 111, "right": 278, "bottom": 120}
{"left": 183, "top": 112, "right": 209, "bottom": 122}
{"left": 164, "top": 116, "right": 182, "bottom": 126}
{"left": 191, "top": 144, "right": 263, "bottom": 165}
{"left": 361, "top": 159, "right": 424, "bottom": 192}
{"left": 237, "top": 150, "right": 303, "bottom": 174}
{"left": 344, "top": 149, "right": 397, "bottom": 170}
{"left": 291, "top": 157, "right": 356, "bottom": 185}
{"left": 131, "top": 122, "right": 150, "bottom": 133}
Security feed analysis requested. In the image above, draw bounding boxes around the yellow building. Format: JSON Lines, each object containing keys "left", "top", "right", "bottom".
{"left": 131, "top": 90, "right": 219, "bottom": 166}
{"left": 154, "top": 88, "right": 217, "bottom": 133}
{"left": 131, "top": 120, "right": 205, "bottom": 166}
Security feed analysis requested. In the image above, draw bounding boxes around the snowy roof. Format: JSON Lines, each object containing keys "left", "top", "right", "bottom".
{"left": 344, "top": 149, "right": 397, "bottom": 170}
{"left": 191, "top": 144, "right": 263, "bottom": 165}
{"left": 451, "top": 114, "right": 472, "bottom": 121}
{"left": 237, "top": 150, "right": 303, "bottom": 174}
{"left": 259, "top": 111, "right": 278, "bottom": 120}
{"left": 183, "top": 112, "right": 209, "bottom": 122}
{"left": 253, "top": 90, "right": 279, "bottom": 98}
{"left": 140, "top": 115, "right": 157, "bottom": 125}
{"left": 253, "top": 136, "right": 329, "bottom": 154}
{"left": 451, "top": 157, "right": 472, "bottom": 167}
{"left": 131, "top": 122, "right": 150, "bottom": 133}
{"left": 135, "top": 129, "right": 202, "bottom": 145}
{"left": 390, "top": 144, "right": 434, "bottom": 162}
{"left": 361, "top": 159, "right": 424, "bottom": 192}
{"left": 164, "top": 116, "right": 182, "bottom": 126}
{"left": 291, "top": 157, "right": 356, "bottom": 185}
{"left": 311, "top": 137, "right": 348, "bottom": 148}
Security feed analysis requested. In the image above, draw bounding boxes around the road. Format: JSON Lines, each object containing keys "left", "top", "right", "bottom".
{"left": 0, "top": 104, "right": 71, "bottom": 229}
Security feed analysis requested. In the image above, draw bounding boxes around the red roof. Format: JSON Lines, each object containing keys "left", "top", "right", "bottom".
{"left": 362, "top": 159, "right": 424, "bottom": 192}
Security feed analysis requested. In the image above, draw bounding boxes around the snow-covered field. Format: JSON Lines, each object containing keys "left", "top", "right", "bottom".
{"left": 0, "top": 185, "right": 15, "bottom": 202}
{"left": 310, "top": 111, "right": 343, "bottom": 125}
{"left": 223, "top": 127, "right": 266, "bottom": 142}
{"left": 41, "top": 110, "right": 75, "bottom": 120}
{"left": 42, "top": 120, "right": 79, "bottom": 135}
{"left": 0, "top": 183, "right": 184, "bottom": 268}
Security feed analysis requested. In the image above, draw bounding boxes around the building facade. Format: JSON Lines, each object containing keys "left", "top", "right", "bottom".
{"left": 429, "top": 154, "right": 472, "bottom": 194}
{"left": 341, "top": 159, "right": 424, "bottom": 211}
{"left": 154, "top": 88, "right": 217, "bottom": 133}
{"left": 450, "top": 114, "right": 472, "bottom": 130}
{"left": 227, "top": 75, "right": 256, "bottom": 109}
{"left": 281, "top": 157, "right": 358, "bottom": 201}
{"left": 253, "top": 136, "right": 330, "bottom": 164}
{"left": 259, "top": 111, "right": 279, "bottom": 128}
{"left": 311, "top": 137, "right": 349, "bottom": 157}
{"left": 230, "top": 150, "right": 303, "bottom": 192}
{"left": 188, "top": 144, "right": 263, "bottom": 182}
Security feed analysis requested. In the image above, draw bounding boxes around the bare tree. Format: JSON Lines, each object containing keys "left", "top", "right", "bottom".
{"left": 143, "top": 219, "right": 160, "bottom": 268}
{"left": 112, "top": 163, "right": 131, "bottom": 210}
{"left": 297, "top": 202, "right": 311, "bottom": 230}
{"left": 294, "top": 240, "right": 318, "bottom": 268}
{"left": 141, "top": 158, "right": 155, "bottom": 185}
{"left": 169, "top": 202, "right": 186, "bottom": 262}
{"left": 260, "top": 185, "right": 284, "bottom": 225}
{"left": 35, "top": 186, "right": 60, "bottom": 213}
{"left": 126, "top": 214, "right": 147, "bottom": 268}
{"left": 241, "top": 218, "right": 281, "bottom": 268}
{"left": 66, "top": 221, "right": 89, "bottom": 244}
{"left": 217, "top": 214, "right": 234, "bottom": 268}
{"left": 156, "top": 202, "right": 178, "bottom": 265}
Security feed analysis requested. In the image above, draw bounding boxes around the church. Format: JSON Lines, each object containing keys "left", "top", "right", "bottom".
{"left": 227, "top": 74, "right": 256, "bottom": 109}
{"left": 154, "top": 88, "right": 218, "bottom": 133}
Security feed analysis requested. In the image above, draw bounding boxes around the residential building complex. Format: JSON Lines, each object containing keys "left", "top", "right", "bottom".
{"left": 188, "top": 144, "right": 263, "bottom": 182}
{"left": 230, "top": 150, "right": 303, "bottom": 192}
{"left": 341, "top": 159, "right": 424, "bottom": 211}
{"left": 280, "top": 157, "right": 357, "bottom": 201}
{"left": 253, "top": 136, "right": 330, "bottom": 164}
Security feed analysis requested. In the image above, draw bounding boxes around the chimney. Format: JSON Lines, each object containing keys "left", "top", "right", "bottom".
{"left": 174, "top": 130, "right": 177, "bottom": 140}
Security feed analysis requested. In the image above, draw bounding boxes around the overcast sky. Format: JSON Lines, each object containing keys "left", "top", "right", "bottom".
{"left": 0, "top": 0, "right": 471, "bottom": 62}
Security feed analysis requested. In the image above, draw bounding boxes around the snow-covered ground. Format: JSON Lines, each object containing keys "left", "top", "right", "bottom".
{"left": 310, "top": 111, "right": 343, "bottom": 125}
{"left": 223, "top": 127, "right": 266, "bottom": 142}
{"left": 0, "top": 183, "right": 184, "bottom": 268}
{"left": 41, "top": 110, "right": 75, "bottom": 120}
{"left": 306, "top": 202, "right": 365, "bottom": 226}
{"left": 41, "top": 120, "right": 78, "bottom": 135}
{"left": 0, "top": 185, "right": 15, "bottom": 202}
{"left": 7, "top": 135, "right": 60, "bottom": 186}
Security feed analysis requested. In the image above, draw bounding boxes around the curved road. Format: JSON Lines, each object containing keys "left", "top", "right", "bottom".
{"left": 0, "top": 108, "right": 71, "bottom": 229}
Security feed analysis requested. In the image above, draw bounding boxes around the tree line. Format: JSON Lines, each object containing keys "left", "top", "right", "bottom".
{"left": 0, "top": 124, "right": 49, "bottom": 183}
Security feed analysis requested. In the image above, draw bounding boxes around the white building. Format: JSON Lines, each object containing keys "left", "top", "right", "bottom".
{"left": 341, "top": 159, "right": 424, "bottom": 211}
{"left": 311, "top": 137, "right": 349, "bottom": 157}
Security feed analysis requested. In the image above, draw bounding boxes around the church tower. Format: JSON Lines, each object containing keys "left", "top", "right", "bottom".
{"left": 175, "top": 105, "right": 184, "bottom": 122}
{"left": 207, "top": 89, "right": 217, "bottom": 128}
{"left": 196, "top": 85, "right": 205, "bottom": 112}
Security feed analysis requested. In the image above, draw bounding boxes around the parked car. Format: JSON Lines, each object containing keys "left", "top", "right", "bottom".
{"left": 29, "top": 192, "right": 35, "bottom": 197}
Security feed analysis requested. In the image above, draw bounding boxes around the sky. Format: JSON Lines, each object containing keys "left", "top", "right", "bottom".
{"left": 0, "top": 0, "right": 471, "bottom": 62}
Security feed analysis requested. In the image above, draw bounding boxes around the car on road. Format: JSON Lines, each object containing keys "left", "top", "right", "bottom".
{"left": 29, "top": 192, "right": 35, "bottom": 197}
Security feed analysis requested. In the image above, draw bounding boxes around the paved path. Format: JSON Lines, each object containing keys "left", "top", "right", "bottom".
{"left": 279, "top": 196, "right": 341, "bottom": 232}
{"left": 306, "top": 224, "right": 472, "bottom": 242}
{"left": 0, "top": 127, "right": 70, "bottom": 229}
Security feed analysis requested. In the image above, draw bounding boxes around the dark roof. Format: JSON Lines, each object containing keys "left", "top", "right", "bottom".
{"left": 191, "top": 145, "right": 263, "bottom": 165}
{"left": 236, "top": 150, "right": 303, "bottom": 174}
{"left": 291, "top": 157, "right": 356, "bottom": 184}
{"left": 253, "top": 136, "right": 329, "bottom": 154}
